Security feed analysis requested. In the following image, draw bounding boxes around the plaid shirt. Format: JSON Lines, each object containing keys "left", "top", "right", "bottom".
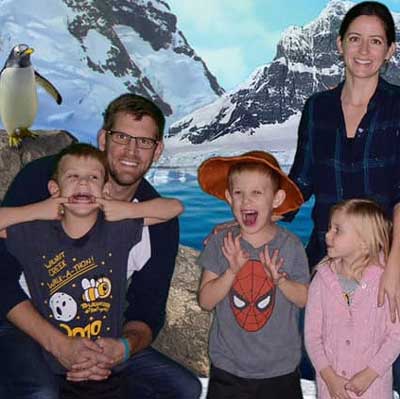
{"left": 289, "top": 77, "right": 400, "bottom": 266}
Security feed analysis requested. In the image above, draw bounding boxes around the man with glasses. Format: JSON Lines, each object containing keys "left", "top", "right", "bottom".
{"left": 0, "top": 94, "right": 202, "bottom": 398}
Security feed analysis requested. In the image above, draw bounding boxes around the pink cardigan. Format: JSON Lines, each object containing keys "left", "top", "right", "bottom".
{"left": 305, "top": 262, "right": 400, "bottom": 399}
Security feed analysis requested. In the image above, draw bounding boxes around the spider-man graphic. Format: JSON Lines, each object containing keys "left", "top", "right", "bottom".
{"left": 229, "top": 259, "right": 275, "bottom": 332}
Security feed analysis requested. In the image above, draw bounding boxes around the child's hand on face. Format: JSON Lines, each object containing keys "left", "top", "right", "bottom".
{"left": 96, "top": 197, "right": 132, "bottom": 221}
{"left": 35, "top": 196, "right": 68, "bottom": 220}
{"left": 320, "top": 367, "right": 351, "bottom": 399}
{"left": 221, "top": 231, "right": 249, "bottom": 275}
{"left": 260, "top": 245, "right": 287, "bottom": 284}
{"left": 345, "top": 367, "right": 378, "bottom": 397}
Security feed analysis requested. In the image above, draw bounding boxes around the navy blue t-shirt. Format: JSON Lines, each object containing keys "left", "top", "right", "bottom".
{"left": 6, "top": 213, "right": 143, "bottom": 373}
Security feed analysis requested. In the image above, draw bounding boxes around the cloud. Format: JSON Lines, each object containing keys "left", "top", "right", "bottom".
{"left": 196, "top": 46, "right": 247, "bottom": 90}
{"left": 168, "top": 0, "right": 275, "bottom": 41}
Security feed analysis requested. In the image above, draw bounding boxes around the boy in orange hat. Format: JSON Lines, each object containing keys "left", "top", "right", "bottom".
{"left": 197, "top": 150, "right": 309, "bottom": 399}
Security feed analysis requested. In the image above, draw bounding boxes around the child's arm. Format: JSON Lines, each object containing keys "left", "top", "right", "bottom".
{"left": 274, "top": 278, "right": 308, "bottom": 308}
{"left": 0, "top": 196, "right": 66, "bottom": 233}
{"left": 319, "top": 367, "right": 351, "bottom": 399}
{"left": 361, "top": 293, "right": 400, "bottom": 383}
{"left": 97, "top": 197, "right": 183, "bottom": 225}
{"left": 198, "top": 232, "right": 248, "bottom": 311}
{"left": 304, "top": 273, "right": 333, "bottom": 379}
{"left": 345, "top": 367, "right": 378, "bottom": 397}
{"left": 260, "top": 245, "right": 308, "bottom": 307}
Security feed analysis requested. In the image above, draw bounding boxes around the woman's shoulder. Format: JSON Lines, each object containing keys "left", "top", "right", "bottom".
{"left": 304, "top": 83, "right": 343, "bottom": 110}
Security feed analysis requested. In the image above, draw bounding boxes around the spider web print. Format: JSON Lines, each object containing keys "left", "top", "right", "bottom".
{"left": 229, "top": 259, "right": 275, "bottom": 332}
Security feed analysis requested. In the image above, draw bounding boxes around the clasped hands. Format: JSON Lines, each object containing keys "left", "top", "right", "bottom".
{"left": 321, "top": 366, "right": 378, "bottom": 399}
{"left": 57, "top": 336, "right": 126, "bottom": 382}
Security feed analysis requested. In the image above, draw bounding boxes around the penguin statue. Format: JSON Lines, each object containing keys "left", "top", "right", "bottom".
{"left": 0, "top": 43, "right": 62, "bottom": 147}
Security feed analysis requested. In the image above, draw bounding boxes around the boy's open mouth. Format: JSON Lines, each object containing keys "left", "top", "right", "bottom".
{"left": 241, "top": 210, "right": 258, "bottom": 226}
{"left": 69, "top": 193, "right": 96, "bottom": 204}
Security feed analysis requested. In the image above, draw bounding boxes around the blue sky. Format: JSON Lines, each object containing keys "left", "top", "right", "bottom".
{"left": 168, "top": 0, "right": 400, "bottom": 90}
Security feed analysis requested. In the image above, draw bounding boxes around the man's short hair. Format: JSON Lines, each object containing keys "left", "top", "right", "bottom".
{"left": 52, "top": 143, "right": 108, "bottom": 181}
{"left": 102, "top": 94, "right": 165, "bottom": 140}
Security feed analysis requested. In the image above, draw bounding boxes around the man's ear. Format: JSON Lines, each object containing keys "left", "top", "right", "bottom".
{"left": 152, "top": 140, "right": 164, "bottom": 163}
{"left": 98, "top": 129, "right": 107, "bottom": 151}
{"left": 225, "top": 189, "right": 232, "bottom": 205}
{"left": 48, "top": 180, "right": 60, "bottom": 197}
{"left": 273, "top": 189, "right": 286, "bottom": 209}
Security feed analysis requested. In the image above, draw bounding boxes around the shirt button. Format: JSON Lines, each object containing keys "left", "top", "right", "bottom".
{"left": 361, "top": 283, "right": 367, "bottom": 289}
{"left": 345, "top": 339, "right": 351, "bottom": 345}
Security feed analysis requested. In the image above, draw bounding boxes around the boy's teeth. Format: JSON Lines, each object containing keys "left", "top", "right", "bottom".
{"left": 69, "top": 194, "right": 95, "bottom": 203}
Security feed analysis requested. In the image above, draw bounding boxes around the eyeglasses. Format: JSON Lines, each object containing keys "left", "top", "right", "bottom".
{"left": 107, "top": 130, "right": 158, "bottom": 149}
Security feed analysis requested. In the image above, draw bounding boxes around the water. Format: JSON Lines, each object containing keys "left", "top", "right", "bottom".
{"left": 149, "top": 168, "right": 314, "bottom": 250}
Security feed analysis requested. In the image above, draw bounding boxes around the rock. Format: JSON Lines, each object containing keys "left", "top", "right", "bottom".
{"left": 153, "top": 245, "right": 211, "bottom": 377}
{"left": 0, "top": 129, "right": 77, "bottom": 201}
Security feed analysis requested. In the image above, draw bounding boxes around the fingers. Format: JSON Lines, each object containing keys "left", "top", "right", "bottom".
{"left": 260, "top": 246, "right": 284, "bottom": 269}
{"left": 396, "top": 295, "right": 400, "bottom": 323}
{"left": 221, "top": 244, "right": 229, "bottom": 260}
{"left": 388, "top": 294, "right": 398, "bottom": 323}
{"left": 102, "top": 182, "right": 112, "bottom": 199}
{"left": 222, "top": 232, "right": 237, "bottom": 252}
{"left": 80, "top": 338, "right": 103, "bottom": 352}
{"left": 58, "top": 204, "right": 65, "bottom": 218}
{"left": 345, "top": 382, "right": 361, "bottom": 397}
{"left": 71, "top": 359, "right": 97, "bottom": 370}
{"left": 66, "top": 366, "right": 111, "bottom": 382}
{"left": 96, "top": 197, "right": 106, "bottom": 207}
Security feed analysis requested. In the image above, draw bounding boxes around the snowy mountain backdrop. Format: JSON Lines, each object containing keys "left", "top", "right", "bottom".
{"left": 169, "top": 0, "right": 400, "bottom": 144}
{"left": 0, "top": 0, "right": 223, "bottom": 140}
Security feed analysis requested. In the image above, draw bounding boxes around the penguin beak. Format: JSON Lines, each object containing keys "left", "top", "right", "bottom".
{"left": 23, "top": 48, "right": 34, "bottom": 55}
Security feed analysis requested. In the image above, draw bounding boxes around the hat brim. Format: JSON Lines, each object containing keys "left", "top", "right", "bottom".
{"left": 198, "top": 153, "right": 304, "bottom": 215}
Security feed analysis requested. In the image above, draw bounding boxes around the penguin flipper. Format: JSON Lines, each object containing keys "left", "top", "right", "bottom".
{"left": 35, "top": 71, "right": 62, "bottom": 105}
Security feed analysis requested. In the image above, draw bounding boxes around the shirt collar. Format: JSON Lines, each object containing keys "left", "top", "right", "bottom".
{"left": 333, "top": 77, "right": 388, "bottom": 112}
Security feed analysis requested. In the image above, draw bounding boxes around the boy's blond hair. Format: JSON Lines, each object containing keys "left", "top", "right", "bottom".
{"left": 228, "top": 162, "right": 281, "bottom": 193}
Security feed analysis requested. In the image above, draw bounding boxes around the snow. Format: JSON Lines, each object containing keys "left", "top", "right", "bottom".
{"left": 162, "top": 114, "right": 300, "bottom": 171}
{"left": 114, "top": 25, "right": 219, "bottom": 121}
{"left": 82, "top": 30, "right": 113, "bottom": 67}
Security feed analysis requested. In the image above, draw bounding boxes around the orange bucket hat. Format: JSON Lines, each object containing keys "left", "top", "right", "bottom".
{"left": 198, "top": 150, "right": 304, "bottom": 215}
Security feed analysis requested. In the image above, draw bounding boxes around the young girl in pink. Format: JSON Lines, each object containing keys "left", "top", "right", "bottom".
{"left": 305, "top": 199, "right": 400, "bottom": 399}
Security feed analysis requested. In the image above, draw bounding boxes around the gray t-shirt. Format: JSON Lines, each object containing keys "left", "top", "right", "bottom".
{"left": 198, "top": 225, "right": 309, "bottom": 379}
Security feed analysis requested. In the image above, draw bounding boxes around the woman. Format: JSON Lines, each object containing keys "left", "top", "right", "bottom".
{"left": 289, "top": 1, "right": 400, "bottom": 320}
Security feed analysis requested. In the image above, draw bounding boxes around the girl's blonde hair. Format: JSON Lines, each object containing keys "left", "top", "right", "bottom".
{"left": 329, "top": 199, "right": 392, "bottom": 273}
